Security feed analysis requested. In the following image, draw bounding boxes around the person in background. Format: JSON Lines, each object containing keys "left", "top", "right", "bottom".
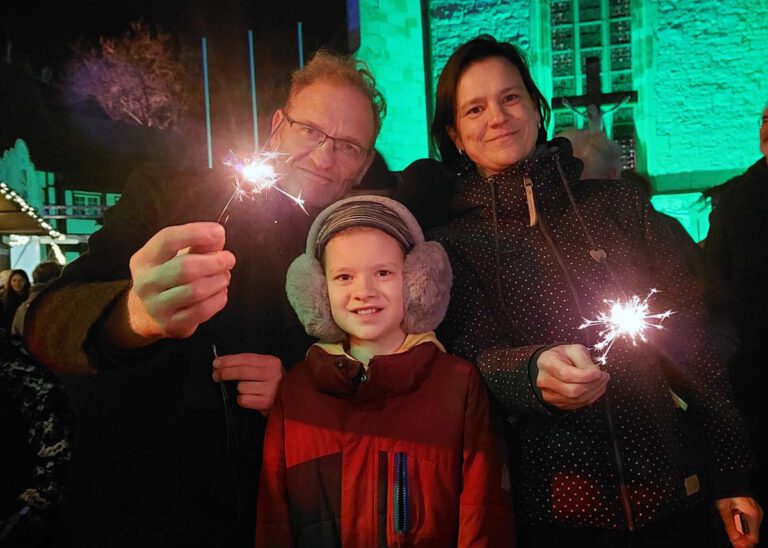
{"left": 1, "top": 269, "right": 29, "bottom": 334}
{"left": 257, "top": 195, "right": 513, "bottom": 547}
{"left": 0, "top": 334, "right": 73, "bottom": 548}
{"left": 703, "top": 104, "right": 768, "bottom": 545}
{"left": 556, "top": 127, "right": 622, "bottom": 180}
{"left": 23, "top": 50, "right": 385, "bottom": 547}
{"left": 12, "top": 261, "right": 63, "bottom": 338}
{"left": 0, "top": 269, "right": 12, "bottom": 297}
{"left": 397, "top": 34, "right": 761, "bottom": 547}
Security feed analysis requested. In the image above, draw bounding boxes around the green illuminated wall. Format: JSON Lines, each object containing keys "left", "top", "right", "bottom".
{"left": 357, "top": 0, "right": 431, "bottom": 170}
{"left": 359, "top": 0, "right": 768, "bottom": 238}
{"left": 643, "top": 0, "right": 768, "bottom": 192}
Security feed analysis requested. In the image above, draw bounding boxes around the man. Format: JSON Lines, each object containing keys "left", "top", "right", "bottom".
{"left": 24, "top": 51, "right": 384, "bottom": 547}
{"left": 704, "top": 104, "right": 768, "bottom": 544}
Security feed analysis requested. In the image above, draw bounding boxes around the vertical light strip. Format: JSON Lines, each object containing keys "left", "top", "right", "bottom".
{"left": 296, "top": 22, "right": 304, "bottom": 68}
{"left": 248, "top": 30, "right": 260, "bottom": 152}
{"left": 202, "top": 37, "right": 213, "bottom": 169}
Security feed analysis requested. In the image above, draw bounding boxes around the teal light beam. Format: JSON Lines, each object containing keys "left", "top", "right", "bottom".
{"left": 248, "top": 30, "right": 260, "bottom": 152}
{"left": 297, "top": 22, "right": 304, "bottom": 68}
{"left": 201, "top": 37, "right": 213, "bottom": 169}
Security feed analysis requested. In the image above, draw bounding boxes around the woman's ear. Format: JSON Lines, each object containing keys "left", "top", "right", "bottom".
{"left": 447, "top": 126, "right": 464, "bottom": 154}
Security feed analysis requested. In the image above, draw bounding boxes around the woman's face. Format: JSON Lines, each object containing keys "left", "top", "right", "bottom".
{"left": 10, "top": 274, "right": 26, "bottom": 293}
{"left": 449, "top": 56, "right": 541, "bottom": 177}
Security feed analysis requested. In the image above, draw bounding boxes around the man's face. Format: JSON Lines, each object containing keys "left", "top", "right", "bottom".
{"left": 268, "top": 81, "right": 376, "bottom": 209}
{"left": 760, "top": 107, "right": 768, "bottom": 161}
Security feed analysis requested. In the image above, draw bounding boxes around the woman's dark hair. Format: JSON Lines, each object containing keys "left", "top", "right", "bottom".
{"left": 431, "top": 35, "right": 551, "bottom": 171}
{"left": 1, "top": 269, "right": 30, "bottom": 331}
{"left": 5, "top": 269, "right": 30, "bottom": 298}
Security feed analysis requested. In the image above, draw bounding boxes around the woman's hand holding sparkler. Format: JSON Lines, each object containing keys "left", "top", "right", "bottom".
{"left": 212, "top": 353, "right": 284, "bottom": 415}
{"left": 536, "top": 344, "right": 610, "bottom": 410}
{"left": 716, "top": 496, "right": 763, "bottom": 548}
{"left": 105, "top": 222, "right": 236, "bottom": 348}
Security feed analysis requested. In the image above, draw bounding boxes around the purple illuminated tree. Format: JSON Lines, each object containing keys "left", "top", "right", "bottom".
{"left": 66, "top": 21, "right": 199, "bottom": 131}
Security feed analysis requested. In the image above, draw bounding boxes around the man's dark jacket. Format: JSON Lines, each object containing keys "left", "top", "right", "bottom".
{"left": 703, "top": 158, "right": 768, "bottom": 512}
{"left": 24, "top": 164, "right": 316, "bottom": 547}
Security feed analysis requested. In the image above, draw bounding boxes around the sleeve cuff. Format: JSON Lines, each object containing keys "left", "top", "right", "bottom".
{"left": 707, "top": 469, "right": 755, "bottom": 501}
{"left": 528, "top": 345, "right": 568, "bottom": 416}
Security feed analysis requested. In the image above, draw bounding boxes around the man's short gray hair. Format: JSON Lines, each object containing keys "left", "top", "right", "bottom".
{"left": 286, "top": 50, "right": 387, "bottom": 138}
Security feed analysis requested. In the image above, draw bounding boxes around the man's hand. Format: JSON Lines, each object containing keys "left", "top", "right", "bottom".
{"left": 212, "top": 353, "right": 284, "bottom": 414}
{"left": 536, "top": 344, "right": 610, "bottom": 410}
{"left": 716, "top": 497, "right": 763, "bottom": 548}
{"left": 126, "top": 222, "right": 236, "bottom": 341}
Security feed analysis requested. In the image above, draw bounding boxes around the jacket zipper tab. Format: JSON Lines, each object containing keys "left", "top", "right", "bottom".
{"left": 523, "top": 177, "right": 538, "bottom": 227}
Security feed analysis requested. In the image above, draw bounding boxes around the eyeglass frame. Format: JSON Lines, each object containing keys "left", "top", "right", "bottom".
{"left": 280, "top": 111, "right": 373, "bottom": 163}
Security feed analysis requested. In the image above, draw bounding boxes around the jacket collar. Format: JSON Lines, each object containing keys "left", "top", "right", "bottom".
{"left": 451, "top": 138, "right": 583, "bottom": 221}
{"left": 746, "top": 157, "right": 768, "bottom": 180}
{"left": 312, "top": 332, "right": 445, "bottom": 365}
{"left": 306, "top": 339, "right": 441, "bottom": 401}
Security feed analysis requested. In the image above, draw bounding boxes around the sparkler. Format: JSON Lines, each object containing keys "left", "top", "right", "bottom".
{"left": 579, "top": 288, "right": 674, "bottom": 366}
{"left": 217, "top": 150, "right": 307, "bottom": 224}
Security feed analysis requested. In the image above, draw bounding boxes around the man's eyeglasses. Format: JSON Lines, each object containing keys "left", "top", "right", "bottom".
{"left": 282, "top": 112, "right": 371, "bottom": 164}
{"left": 760, "top": 115, "right": 768, "bottom": 128}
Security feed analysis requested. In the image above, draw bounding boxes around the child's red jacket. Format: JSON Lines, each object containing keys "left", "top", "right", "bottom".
{"left": 256, "top": 336, "right": 514, "bottom": 547}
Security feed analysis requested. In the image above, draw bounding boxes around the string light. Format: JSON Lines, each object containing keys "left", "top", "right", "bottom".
{"left": 0, "top": 182, "right": 62, "bottom": 239}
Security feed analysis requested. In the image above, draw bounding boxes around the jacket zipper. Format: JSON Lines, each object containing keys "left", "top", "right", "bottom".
{"left": 393, "top": 452, "right": 409, "bottom": 535}
{"left": 493, "top": 174, "right": 636, "bottom": 530}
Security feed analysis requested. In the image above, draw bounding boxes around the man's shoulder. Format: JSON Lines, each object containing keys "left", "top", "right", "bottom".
{"left": 394, "top": 159, "right": 457, "bottom": 231}
{"left": 709, "top": 160, "right": 766, "bottom": 208}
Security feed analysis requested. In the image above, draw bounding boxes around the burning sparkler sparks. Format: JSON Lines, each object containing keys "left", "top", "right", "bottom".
{"left": 217, "top": 150, "right": 307, "bottom": 223}
{"left": 579, "top": 289, "right": 674, "bottom": 366}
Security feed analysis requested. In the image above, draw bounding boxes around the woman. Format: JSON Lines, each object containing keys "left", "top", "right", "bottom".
{"left": 397, "top": 35, "right": 761, "bottom": 547}
{"left": 1, "top": 270, "right": 29, "bottom": 334}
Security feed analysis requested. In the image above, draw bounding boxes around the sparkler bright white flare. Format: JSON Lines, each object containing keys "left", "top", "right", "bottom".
{"left": 218, "top": 150, "right": 307, "bottom": 223}
{"left": 579, "top": 289, "right": 674, "bottom": 366}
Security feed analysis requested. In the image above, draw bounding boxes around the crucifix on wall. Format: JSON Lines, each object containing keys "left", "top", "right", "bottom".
{"left": 552, "top": 56, "right": 637, "bottom": 132}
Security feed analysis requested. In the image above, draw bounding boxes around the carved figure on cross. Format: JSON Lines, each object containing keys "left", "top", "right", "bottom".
{"left": 553, "top": 56, "right": 637, "bottom": 132}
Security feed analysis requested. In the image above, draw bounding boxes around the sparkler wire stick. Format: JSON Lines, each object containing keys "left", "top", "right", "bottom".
{"left": 579, "top": 288, "right": 674, "bottom": 366}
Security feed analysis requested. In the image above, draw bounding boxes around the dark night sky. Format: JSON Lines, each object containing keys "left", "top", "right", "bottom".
{"left": 3, "top": 0, "right": 353, "bottom": 158}
{"left": 3, "top": 0, "right": 351, "bottom": 67}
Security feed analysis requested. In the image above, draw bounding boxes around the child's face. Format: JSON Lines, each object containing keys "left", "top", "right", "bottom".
{"left": 324, "top": 228, "right": 407, "bottom": 353}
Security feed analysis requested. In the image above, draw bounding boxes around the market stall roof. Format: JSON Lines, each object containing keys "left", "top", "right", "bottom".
{"left": 0, "top": 183, "right": 60, "bottom": 236}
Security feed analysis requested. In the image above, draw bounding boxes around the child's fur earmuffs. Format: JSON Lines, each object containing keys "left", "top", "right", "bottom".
{"left": 286, "top": 196, "right": 453, "bottom": 342}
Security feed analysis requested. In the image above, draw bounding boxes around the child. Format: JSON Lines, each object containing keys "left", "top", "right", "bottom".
{"left": 256, "top": 196, "right": 513, "bottom": 547}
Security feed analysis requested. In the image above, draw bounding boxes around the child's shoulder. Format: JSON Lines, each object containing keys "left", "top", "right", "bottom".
{"left": 432, "top": 348, "right": 482, "bottom": 380}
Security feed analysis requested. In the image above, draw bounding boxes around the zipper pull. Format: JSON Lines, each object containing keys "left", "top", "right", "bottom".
{"left": 523, "top": 176, "right": 537, "bottom": 227}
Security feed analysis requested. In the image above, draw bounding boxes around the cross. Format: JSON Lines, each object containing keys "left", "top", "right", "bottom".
{"left": 552, "top": 56, "right": 637, "bottom": 131}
